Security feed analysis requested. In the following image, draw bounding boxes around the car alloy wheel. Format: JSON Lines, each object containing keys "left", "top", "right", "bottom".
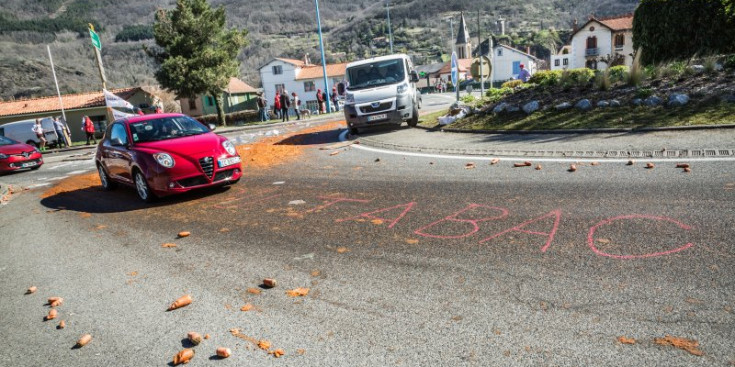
{"left": 98, "top": 165, "right": 114, "bottom": 190}
{"left": 134, "top": 171, "right": 154, "bottom": 203}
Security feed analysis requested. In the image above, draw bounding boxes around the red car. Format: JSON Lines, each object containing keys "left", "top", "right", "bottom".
{"left": 95, "top": 114, "right": 242, "bottom": 202}
{"left": 0, "top": 135, "right": 43, "bottom": 173}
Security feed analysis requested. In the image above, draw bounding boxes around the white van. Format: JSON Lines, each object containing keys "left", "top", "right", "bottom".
{"left": 343, "top": 54, "right": 422, "bottom": 134}
{"left": 0, "top": 118, "right": 61, "bottom": 148}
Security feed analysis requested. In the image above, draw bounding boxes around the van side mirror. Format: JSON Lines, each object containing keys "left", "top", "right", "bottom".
{"left": 410, "top": 71, "right": 420, "bottom": 83}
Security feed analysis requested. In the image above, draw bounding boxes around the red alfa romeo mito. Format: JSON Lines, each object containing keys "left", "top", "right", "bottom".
{"left": 95, "top": 114, "right": 242, "bottom": 202}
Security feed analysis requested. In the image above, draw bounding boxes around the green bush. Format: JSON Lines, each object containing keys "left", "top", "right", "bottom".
{"left": 608, "top": 66, "right": 629, "bottom": 84}
{"left": 196, "top": 110, "right": 259, "bottom": 126}
{"left": 484, "top": 87, "right": 513, "bottom": 103}
{"left": 528, "top": 70, "right": 562, "bottom": 86}
{"left": 635, "top": 87, "right": 653, "bottom": 99}
{"left": 594, "top": 70, "right": 612, "bottom": 91}
{"left": 660, "top": 61, "right": 687, "bottom": 79}
{"left": 725, "top": 55, "right": 735, "bottom": 69}
{"left": 501, "top": 80, "right": 524, "bottom": 89}
{"left": 460, "top": 94, "right": 476, "bottom": 104}
{"left": 115, "top": 24, "right": 154, "bottom": 42}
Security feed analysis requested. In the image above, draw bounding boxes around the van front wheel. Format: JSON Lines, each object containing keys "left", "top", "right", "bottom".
{"left": 408, "top": 105, "right": 419, "bottom": 127}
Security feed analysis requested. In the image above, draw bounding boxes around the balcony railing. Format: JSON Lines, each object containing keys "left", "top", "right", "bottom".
{"left": 585, "top": 47, "right": 600, "bottom": 57}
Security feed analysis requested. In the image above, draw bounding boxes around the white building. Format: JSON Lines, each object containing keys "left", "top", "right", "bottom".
{"left": 258, "top": 58, "right": 348, "bottom": 112}
{"left": 491, "top": 44, "right": 539, "bottom": 82}
{"left": 551, "top": 14, "right": 634, "bottom": 71}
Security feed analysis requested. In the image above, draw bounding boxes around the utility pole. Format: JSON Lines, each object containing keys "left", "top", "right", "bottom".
{"left": 88, "top": 24, "right": 106, "bottom": 90}
{"left": 314, "top": 0, "right": 330, "bottom": 113}
{"left": 386, "top": 0, "right": 393, "bottom": 54}
{"left": 47, "top": 45, "right": 66, "bottom": 122}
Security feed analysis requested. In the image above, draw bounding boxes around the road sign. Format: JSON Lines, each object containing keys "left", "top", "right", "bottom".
{"left": 450, "top": 52, "right": 458, "bottom": 87}
{"left": 89, "top": 29, "right": 101, "bottom": 50}
{"left": 470, "top": 56, "right": 492, "bottom": 79}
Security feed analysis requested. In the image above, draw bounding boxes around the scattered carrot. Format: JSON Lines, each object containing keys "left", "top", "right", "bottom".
{"left": 296, "top": 348, "right": 306, "bottom": 355}
{"left": 490, "top": 158, "right": 500, "bottom": 165}
{"left": 286, "top": 288, "right": 310, "bottom": 297}
{"left": 187, "top": 332, "right": 202, "bottom": 345}
{"left": 535, "top": 164, "right": 542, "bottom": 170}
{"left": 50, "top": 297, "right": 64, "bottom": 307}
{"left": 329, "top": 151, "right": 340, "bottom": 156}
{"left": 676, "top": 163, "right": 690, "bottom": 169}
{"left": 216, "top": 347, "right": 232, "bottom": 358}
{"left": 204, "top": 334, "right": 210, "bottom": 340}
{"left": 465, "top": 162, "right": 476, "bottom": 169}
{"left": 48, "top": 296, "right": 62, "bottom": 304}
{"left": 263, "top": 279, "right": 277, "bottom": 288}
{"left": 617, "top": 336, "right": 636, "bottom": 344}
{"left": 58, "top": 320, "right": 66, "bottom": 329}
{"left": 26, "top": 286, "right": 37, "bottom": 294}
{"left": 258, "top": 340, "right": 271, "bottom": 350}
{"left": 654, "top": 335, "right": 703, "bottom": 356}
{"left": 76, "top": 334, "right": 92, "bottom": 348}
{"left": 684, "top": 167, "right": 691, "bottom": 173}
{"left": 162, "top": 243, "right": 177, "bottom": 248}
{"left": 514, "top": 161, "right": 532, "bottom": 167}
{"left": 627, "top": 160, "right": 635, "bottom": 166}
{"left": 646, "top": 162, "right": 655, "bottom": 169}
{"left": 240, "top": 303, "right": 254, "bottom": 312}
{"left": 270, "top": 349, "right": 285, "bottom": 358}
{"left": 46, "top": 309, "right": 58, "bottom": 321}
{"left": 590, "top": 161, "right": 600, "bottom": 166}
{"left": 568, "top": 164, "right": 577, "bottom": 172}
{"left": 177, "top": 231, "right": 191, "bottom": 238}
{"left": 336, "top": 247, "right": 349, "bottom": 254}
{"left": 168, "top": 294, "right": 193, "bottom": 311}
{"left": 173, "top": 349, "right": 195, "bottom": 365}
{"left": 247, "top": 288, "right": 262, "bottom": 295}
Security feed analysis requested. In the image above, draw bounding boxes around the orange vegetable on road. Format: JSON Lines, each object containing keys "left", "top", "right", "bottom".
{"left": 58, "top": 320, "right": 66, "bottom": 329}
{"left": 26, "top": 286, "right": 37, "bottom": 294}
{"left": 216, "top": 347, "right": 232, "bottom": 358}
{"left": 286, "top": 288, "right": 310, "bottom": 297}
{"left": 177, "top": 231, "right": 191, "bottom": 238}
{"left": 168, "top": 294, "right": 193, "bottom": 311}
{"left": 173, "top": 349, "right": 195, "bottom": 365}
{"left": 270, "top": 348, "right": 285, "bottom": 358}
{"left": 50, "top": 297, "right": 64, "bottom": 307}
{"left": 187, "top": 332, "right": 202, "bottom": 345}
{"left": 46, "top": 309, "right": 58, "bottom": 321}
{"left": 76, "top": 334, "right": 92, "bottom": 348}
{"left": 258, "top": 340, "right": 271, "bottom": 350}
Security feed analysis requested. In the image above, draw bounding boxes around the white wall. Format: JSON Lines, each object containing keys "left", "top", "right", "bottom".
{"left": 570, "top": 21, "right": 612, "bottom": 70}
{"left": 491, "top": 46, "right": 538, "bottom": 82}
{"left": 259, "top": 60, "right": 344, "bottom": 110}
{"left": 551, "top": 54, "right": 572, "bottom": 70}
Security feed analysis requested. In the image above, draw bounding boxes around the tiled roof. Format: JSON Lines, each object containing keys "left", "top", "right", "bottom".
{"left": 0, "top": 87, "right": 140, "bottom": 118}
{"left": 437, "top": 59, "right": 473, "bottom": 75}
{"left": 275, "top": 58, "right": 307, "bottom": 67}
{"left": 295, "top": 63, "right": 348, "bottom": 80}
{"left": 598, "top": 14, "right": 634, "bottom": 31}
{"left": 226, "top": 77, "right": 258, "bottom": 94}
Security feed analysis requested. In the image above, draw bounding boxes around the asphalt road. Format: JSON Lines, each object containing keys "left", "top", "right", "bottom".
{"left": 1, "top": 104, "right": 734, "bottom": 366}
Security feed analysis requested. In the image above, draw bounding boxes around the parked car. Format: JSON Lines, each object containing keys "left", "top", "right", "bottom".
{"left": 0, "top": 135, "right": 43, "bottom": 173}
{"left": 0, "top": 118, "right": 61, "bottom": 148}
{"left": 95, "top": 114, "right": 242, "bottom": 202}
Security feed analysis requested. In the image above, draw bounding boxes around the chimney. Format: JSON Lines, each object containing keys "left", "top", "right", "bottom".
{"left": 304, "top": 53, "right": 311, "bottom": 65}
{"left": 572, "top": 18, "right": 579, "bottom": 33}
{"left": 526, "top": 46, "right": 531, "bottom": 55}
{"left": 497, "top": 18, "right": 506, "bottom": 36}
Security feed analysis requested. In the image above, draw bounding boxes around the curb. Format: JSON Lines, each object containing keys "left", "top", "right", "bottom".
{"left": 415, "top": 123, "right": 735, "bottom": 135}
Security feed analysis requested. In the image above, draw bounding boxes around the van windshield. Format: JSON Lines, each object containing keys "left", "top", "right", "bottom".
{"left": 347, "top": 59, "right": 405, "bottom": 90}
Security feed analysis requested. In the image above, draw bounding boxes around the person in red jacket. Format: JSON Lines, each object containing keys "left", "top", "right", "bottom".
{"left": 81, "top": 115, "right": 97, "bottom": 145}
{"left": 273, "top": 92, "right": 282, "bottom": 119}
{"left": 316, "top": 89, "right": 325, "bottom": 114}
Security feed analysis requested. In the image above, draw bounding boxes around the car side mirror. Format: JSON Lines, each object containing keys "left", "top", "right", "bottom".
{"left": 111, "top": 137, "right": 126, "bottom": 147}
{"left": 208, "top": 124, "right": 216, "bottom": 131}
{"left": 410, "top": 71, "right": 420, "bottom": 83}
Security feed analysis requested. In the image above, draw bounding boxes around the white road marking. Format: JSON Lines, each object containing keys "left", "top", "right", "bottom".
{"left": 48, "top": 162, "right": 74, "bottom": 170}
{"left": 26, "top": 183, "right": 51, "bottom": 188}
{"left": 46, "top": 176, "right": 69, "bottom": 181}
{"left": 67, "top": 170, "right": 90, "bottom": 175}
{"left": 272, "top": 181, "right": 285, "bottom": 185}
{"left": 340, "top": 130, "right": 735, "bottom": 163}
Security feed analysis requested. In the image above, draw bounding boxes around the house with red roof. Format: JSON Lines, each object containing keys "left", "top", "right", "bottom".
{"left": 179, "top": 77, "right": 259, "bottom": 117}
{"left": 552, "top": 14, "right": 635, "bottom": 71}
{"left": 259, "top": 56, "right": 348, "bottom": 113}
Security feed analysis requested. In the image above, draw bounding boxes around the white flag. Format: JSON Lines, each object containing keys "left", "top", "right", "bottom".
{"left": 111, "top": 108, "right": 136, "bottom": 121}
{"left": 104, "top": 89, "right": 134, "bottom": 109}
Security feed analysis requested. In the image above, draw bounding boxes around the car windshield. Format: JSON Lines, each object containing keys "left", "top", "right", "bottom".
{"left": 128, "top": 116, "right": 209, "bottom": 143}
{"left": 347, "top": 59, "right": 405, "bottom": 90}
{"left": 0, "top": 136, "right": 19, "bottom": 146}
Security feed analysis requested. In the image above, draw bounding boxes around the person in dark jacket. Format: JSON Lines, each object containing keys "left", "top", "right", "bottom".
{"left": 316, "top": 89, "right": 325, "bottom": 114}
{"left": 280, "top": 90, "right": 290, "bottom": 122}
{"left": 331, "top": 87, "right": 339, "bottom": 112}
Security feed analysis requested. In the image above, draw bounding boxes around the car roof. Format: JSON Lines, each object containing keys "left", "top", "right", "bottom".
{"left": 346, "top": 54, "right": 409, "bottom": 69}
{"left": 119, "top": 113, "right": 186, "bottom": 125}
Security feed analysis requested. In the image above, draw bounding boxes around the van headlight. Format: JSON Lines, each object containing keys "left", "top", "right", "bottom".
{"left": 397, "top": 82, "right": 409, "bottom": 95}
{"left": 222, "top": 140, "right": 236, "bottom": 155}
{"left": 346, "top": 92, "right": 355, "bottom": 103}
{"left": 153, "top": 153, "right": 175, "bottom": 168}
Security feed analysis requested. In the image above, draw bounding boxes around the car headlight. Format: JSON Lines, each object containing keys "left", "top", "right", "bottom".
{"left": 222, "top": 140, "right": 236, "bottom": 155}
{"left": 397, "top": 82, "right": 409, "bottom": 95}
{"left": 153, "top": 153, "right": 175, "bottom": 168}
{"left": 346, "top": 92, "right": 355, "bottom": 104}
{"left": 0, "top": 153, "right": 7, "bottom": 159}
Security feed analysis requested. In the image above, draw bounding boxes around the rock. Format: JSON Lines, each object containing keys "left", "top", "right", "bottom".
{"left": 668, "top": 93, "right": 690, "bottom": 107}
{"left": 689, "top": 65, "right": 705, "bottom": 74}
{"left": 492, "top": 102, "right": 508, "bottom": 114}
{"left": 575, "top": 99, "right": 592, "bottom": 111}
{"left": 632, "top": 98, "right": 643, "bottom": 106}
{"left": 522, "top": 101, "right": 540, "bottom": 115}
{"left": 555, "top": 102, "right": 573, "bottom": 110}
{"left": 643, "top": 96, "right": 663, "bottom": 106}
{"left": 506, "top": 105, "right": 521, "bottom": 113}
{"left": 597, "top": 100, "right": 610, "bottom": 108}
{"left": 610, "top": 99, "right": 621, "bottom": 107}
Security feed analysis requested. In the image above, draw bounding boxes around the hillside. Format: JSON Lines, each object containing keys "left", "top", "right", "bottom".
{"left": 0, "top": 0, "right": 638, "bottom": 100}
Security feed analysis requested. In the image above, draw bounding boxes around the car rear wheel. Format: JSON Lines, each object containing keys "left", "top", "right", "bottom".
{"left": 97, "top": 164, "right": 116, "bottom": 190}
{"left": 408, "top": 105, "right": 419, "bottom": 127}
{"left": 349, "top": 127, "right": 359, "bottom": 135}
{"left": 134, "top": 170, "right": 156, "bottom": 203}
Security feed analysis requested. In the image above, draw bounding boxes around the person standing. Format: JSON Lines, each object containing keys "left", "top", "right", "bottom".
{"left": 331, "top": 87, "right": 339, "bottom": 112}
{"left": 291, "top": 92, "right": 301, "bottom": 120}
{"left": 518, "top": 64, "right": 531, "bottom": 83}
{"left": 32, "top": 118, "right": 46, "bottom": 151}
{"left": 273, "top": 92, "right": 281, "bottom": 119}
{"left": 316, "top": 89, "right": 325, "bottom": 114}
{"left": 280, "top": 90, "right": 290, "bottom": 122}
{"left": 52, "top": 116, "right": 68, "bottom": 148}
{"left": 256, "top": 92, "right": 268, "bottom": 122}
{"left": 82, "top": 115, "right": 97, "bottom": 145}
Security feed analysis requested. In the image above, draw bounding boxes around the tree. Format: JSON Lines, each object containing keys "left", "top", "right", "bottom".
{"left": 149, "top": 0, "right": 248, "bottom": 126}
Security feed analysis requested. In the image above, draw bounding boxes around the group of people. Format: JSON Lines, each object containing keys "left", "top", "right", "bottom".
{"left": 31, "top": 117, "right": 72, "bottom": 151}
{"left": 256, "top": 87, "right": 343, "bottom": 122}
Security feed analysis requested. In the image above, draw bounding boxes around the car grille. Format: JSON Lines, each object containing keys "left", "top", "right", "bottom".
{"left": 199, "top": 157, "right": 214, "bottom": 178}
{"left": 177, "top": 176, "right": 209, "bottom": 188}
{"left": 213, "top": 169, "right": 235, "bottom": 182}
{"left": 359, "top": 101, "right": 392, "bottom": 114}
{"left": 10, "top": 151, "right": 35, "bottom": 158}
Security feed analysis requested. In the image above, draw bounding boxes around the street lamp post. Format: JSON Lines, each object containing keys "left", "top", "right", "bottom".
{"left": 386, "top": 0, "right": 394, "bottom": 54}
{"left": 314, "top": 0, "right": 331, "bottom": 113}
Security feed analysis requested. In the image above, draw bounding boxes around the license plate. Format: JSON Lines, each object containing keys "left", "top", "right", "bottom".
{"left": 21, "top": 161, "right": 37, "bottom": 168}
{"left": 367, "top": 113, "right": 388, "bottom": 122}
{"left": 218, "top": 156, "right": 241, "bottom": 167}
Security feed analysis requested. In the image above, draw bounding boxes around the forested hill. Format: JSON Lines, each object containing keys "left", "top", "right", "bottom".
{"left": 0, "top": 0, "right": 637, "bottom": 100}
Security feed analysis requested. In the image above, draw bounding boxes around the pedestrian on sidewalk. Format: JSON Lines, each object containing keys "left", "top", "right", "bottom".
{"left": 32, "top": 119, "right": 46, "bottom": 151}
{"left": 52, "top": 116, "right": 68, "bottom": 148}
{"left": 518, "top": 64, "right": 531, "bottom": 83}
{"left": 331, "top": 87, "right": 339, "bottom": 112}
{"left": 82, "top": 115, "right": 97, "bottom": 145}
{"left": 256, "top": 92, "right": 268, "bottom": 122}
{"left": 316, "top": 89, "right": 325, "bottom": 114}
{"left": 280, "top": 90, "right": 291, "bottom": 122}
{"left": 273, "top": 92, "right": 281, "bottom": 120}
{"left": 291, "top": 92, "right": 301, "bottom": 120}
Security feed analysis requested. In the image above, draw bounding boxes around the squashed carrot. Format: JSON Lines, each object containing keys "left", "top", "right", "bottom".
{"left": 46, "top": 309, "right": 58, "bottom": 321}
{"left": 76, "top": 334, "right": 92, "bottom": 347}
{"left": 26, "top": 286, "right": 37, "bottom": 294}
{"left": 216, "top": 347, "right": 231, "bottom": 358}
{"left": 173, "top": 349, "right": 194, "bottom": 365}
{"left": 168, "top": 295, "right": 192, "bottom": 311}
{"left": 187, "top": 332, "right": 202, "bottom": 345}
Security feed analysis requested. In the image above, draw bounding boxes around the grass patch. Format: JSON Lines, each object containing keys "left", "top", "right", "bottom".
{"left": 421, "top": 102, "right": 735, "bottom": 131}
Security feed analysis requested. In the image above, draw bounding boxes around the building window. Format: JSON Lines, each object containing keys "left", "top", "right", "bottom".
{"left": 188, "top": 99, "right": 197, "bottom": 110}
{"left": 586, "top": 36, "right": 597, "bottom": 49}
{"left": 562, "top": 48, "right": 569, "bottom": 55}
{"left": 305, "top": 100, "right": 319, "bottom": 112}
{"left": 497, "top": 49, "right": 503, "bottom": 57}
{"left": 554, "top": 59, "right": 560, "bottom": 67}
{"left": 304, "top": 81, "right": 316, "bottom": 92}
{"left": 590, "top": 26, "right": 595, "bottom": 32}
{"left": 586, "top": 60, "right": 597, "bottom": 70}
{"left": 614, "top": 34, "right": 625, "bottom": 48}
{"left": 205, "top": 96, "right": 215, "bottom": 106}
{"left": 563, "top": 58, "right": 569, "bottom": 66}
{"left": 272, "top": 65, "right": 283, "bottom": 75}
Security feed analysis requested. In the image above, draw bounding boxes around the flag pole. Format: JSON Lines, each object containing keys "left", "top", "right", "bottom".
{"left": 47, "top": 45, "right": 66, "bottom": 122}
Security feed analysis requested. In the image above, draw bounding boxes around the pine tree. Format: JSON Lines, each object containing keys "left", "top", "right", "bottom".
{"left": 150, "top": 0, "right": 248, "bottom": 126}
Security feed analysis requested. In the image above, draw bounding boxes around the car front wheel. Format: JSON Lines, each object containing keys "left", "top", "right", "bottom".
{"left": 134, "top": 170, "right": 156, "bottom": 203}
{"left": 97, "top": 164, "right": 116, "bottom": 190}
